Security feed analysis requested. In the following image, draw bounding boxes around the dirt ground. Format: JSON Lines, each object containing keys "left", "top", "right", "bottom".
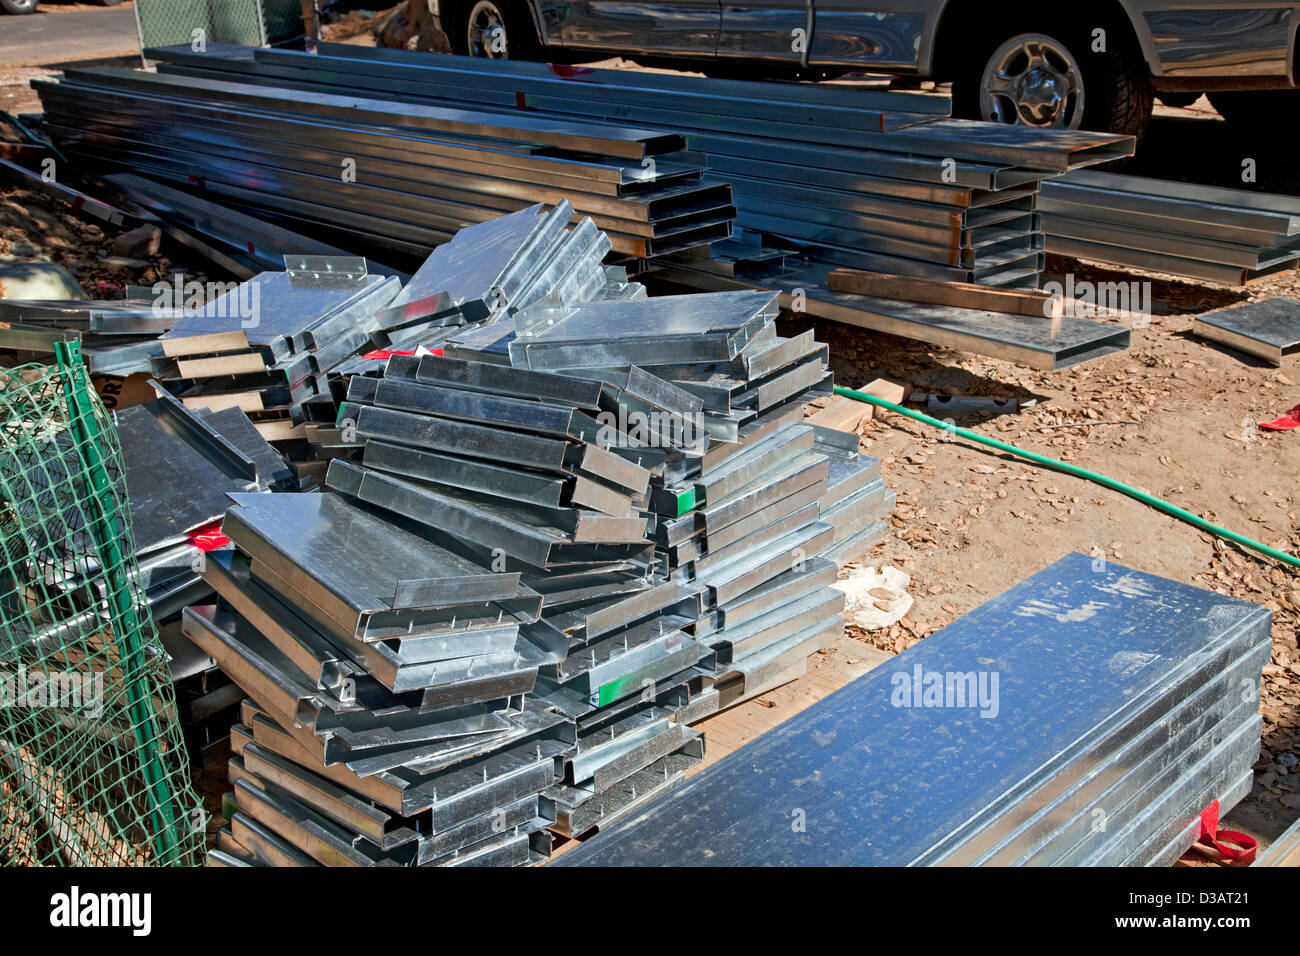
{"left": 0, "top": 181, "right": 210, "bottom": 296}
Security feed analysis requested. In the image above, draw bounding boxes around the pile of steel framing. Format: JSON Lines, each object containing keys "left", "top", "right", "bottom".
{"left": 195, "top": 272, "right": 895, "bottom": 859}
{"left": 309, "top": 202, "right": 648, "bottom": 473}
{"left": 1042, "top": 171, "right": 1300, "bottom": 285}
{"left": 331, "top": 351, "right": 720, "bottom": 839}
{"left": 31, "top": 62, "right": 735, "bottom": 261}
{"left": 28, "top": 46, "right": 1139, "bottom": 369}
{"left": 133, "top": 42, "right": 1132, "bottom": 291}
{"left": 1, "top": 387, "right": 287, "bottom": 658}
{"left": 0, "top": 294, "right": 184, "bottom": 377}
{"left": 154, "top": 198, "right": 632, "bottom": 452}
{"left": 96, "top": 43, "right": 1137, "bottom": 370}
{"left": 190, "top": 489, "right": 574, "bottom": 866}
{"left": 434, "top": 286, "right": 893, "bottom": 715}
{"left": 555, "top": 553, "right": 1271, "bottom": 866}
{"left": 151, "top": 256, "right": 401, "bottom": 447}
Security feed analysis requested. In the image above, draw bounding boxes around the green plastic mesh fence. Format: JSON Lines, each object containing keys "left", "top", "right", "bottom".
{"left": 0, "top": 343, "right": 205, "bottom": 866}
{"left": 134, "top": 0, "right": 268, "bottom": 50}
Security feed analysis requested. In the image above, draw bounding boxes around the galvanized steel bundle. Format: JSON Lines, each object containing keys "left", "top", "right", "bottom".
{"left": 31, "top": 57, "right": 736, "bottom": 261}
{"left": 1042, "top": 170, "right": 1300, "bottom": 285}
{"left": 555, "top": 553, "right": 1271, "bottom": 867}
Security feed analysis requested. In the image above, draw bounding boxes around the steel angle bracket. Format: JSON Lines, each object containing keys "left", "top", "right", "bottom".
{"left": 697, "top": 521, "right": 836, "bottom": 607}
{"left": 418, "top": 795, "right": 554, "bottom": 866}
{"left": 717, "top": 590, "right": 846, "bottom": 662}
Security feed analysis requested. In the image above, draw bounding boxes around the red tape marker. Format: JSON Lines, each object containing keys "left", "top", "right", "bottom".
{"left": 188, "top": 522, "right": 229, "bottom": 552}
{"left": 1260, "top": 403, "right": 1300, "bottom": 432}
{"left": 1195, "top": 799, "right": 1256, "bottom": 863}
{"left": 546, "top": 63, "right": 594, "bottom": 79}
{"left": 361, "top": 347, "right": 444, "bottom": 361}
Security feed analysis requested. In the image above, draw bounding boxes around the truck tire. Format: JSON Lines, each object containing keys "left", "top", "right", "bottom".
{"left": 952, "top": 16, "right": 1152, "bottom": 143}
{"left": 1, "top": 0, "right": 39, "bottom": 14}
{"left": 447, "top": 0, "right": 539, "bottom": 59}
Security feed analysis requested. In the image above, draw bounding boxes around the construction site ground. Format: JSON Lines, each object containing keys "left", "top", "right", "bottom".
{"left": 2, "top": 51, "right": 1297, "bottom": 861}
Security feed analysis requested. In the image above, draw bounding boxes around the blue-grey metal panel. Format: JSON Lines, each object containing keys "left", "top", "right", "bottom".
{"left": 556, "top": 552, "right": 1270, "bottom": 866}
{"left": 1140, "top": 5, "right": 1294, "bottom": 79}
{"left": 718, "top": 1, "right": 807, "bottom": 62}
{"left": 808, "top": 0, "right": 932, "bottom": 68}
{"left": 545, "top": 0, "right": 722, "bottom": 56}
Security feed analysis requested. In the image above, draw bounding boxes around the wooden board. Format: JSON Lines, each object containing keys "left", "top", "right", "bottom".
{"left": 175, "top": 351, "right": 268, "bottom": 379}
{"left": 829, "top": 268, "right": 1062, "bottom": 319}
{"left": 181, "top": 391, "right": 265, "bottom": 414}
{"left": 252, "top": 419, "right": 306, "bottom": 443}
{"left": 161, "top": 329, "right": 251, "bottom": 358}
{"left": 804, "top": 378, "right": 906, "bottom": 430}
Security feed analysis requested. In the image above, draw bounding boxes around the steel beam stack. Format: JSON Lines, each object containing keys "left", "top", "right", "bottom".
{"left": 555, "top": 553, "right": 1271, "bottom": 867}
{"left": 85, "top": 43, "right": 1136, "bottom": 369}
{"left": 31, "top": 62, "right": 735, "bottom": 261}
{"left": 132, "top": 42, "right": 1132, "bottom": 291}
{"left": 1042, "top": 170, "right": 1300, "bottom": 285}
{"left": 276, "top": 279, "right": 895, "bottom": 844}
{"left": 175, "top": 209, "right": 899, "bottom": 858}
{"left": 440, "top": 286, "right": 894, "bottom": 721}
{"left": 189, "top": 490, "right": 576, "bottom": 867}
{"left": 328, "top": 309, "right": 739, "bottom": 838}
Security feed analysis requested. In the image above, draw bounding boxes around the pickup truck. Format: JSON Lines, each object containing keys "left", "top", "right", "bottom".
{"left": 436, "top": 1, "right": 1300, "bottom": 139}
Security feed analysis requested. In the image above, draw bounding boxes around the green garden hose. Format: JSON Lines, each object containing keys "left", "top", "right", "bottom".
{"left": 0, "top": 108, "right": 68, "bottom": 166}
{"left": 834, "top": 385, "right": 1300, "bottom": 571}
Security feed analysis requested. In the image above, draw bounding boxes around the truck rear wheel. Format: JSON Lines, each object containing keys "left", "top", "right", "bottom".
{"left": 448, "top": 0, "right": 539, "bottom": 59}
{"left": 952, "top": 18, "right": 1152, "bottom": 143}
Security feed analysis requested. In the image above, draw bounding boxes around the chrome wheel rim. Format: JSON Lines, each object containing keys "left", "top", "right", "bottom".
{"left": 467, "top": 0, "right": 509, "bottom": 58}
{"left": 980, "top": 33, "right": 1085, "bottom": 128}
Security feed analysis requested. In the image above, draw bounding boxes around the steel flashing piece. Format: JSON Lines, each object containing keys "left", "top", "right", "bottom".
{"left": 1192, "top": 297, "right": 1300, "bottom": 365}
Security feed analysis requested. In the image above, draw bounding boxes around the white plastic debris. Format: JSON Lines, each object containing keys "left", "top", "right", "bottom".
{"left": 833, "top": 565, "right": 914, "bottom": 630}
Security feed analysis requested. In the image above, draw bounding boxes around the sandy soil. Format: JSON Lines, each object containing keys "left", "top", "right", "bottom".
{"left": 0, "top": 180, "right": 216, "bottom": 297}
